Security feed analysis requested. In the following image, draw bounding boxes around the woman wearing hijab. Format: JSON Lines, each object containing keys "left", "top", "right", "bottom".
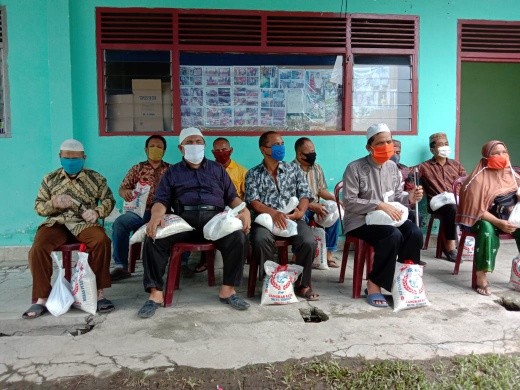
{"left": 456, "top": 140, "right": 520, "bottom": 296}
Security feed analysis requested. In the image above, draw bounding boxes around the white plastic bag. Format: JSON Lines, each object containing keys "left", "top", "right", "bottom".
{"left": 46, "top": 252, "right": 74, "bottom": 317}
{"left": 509, "top": 254, "right": 520, "bottom": 291}
{"left": 311, "top": 227, "right": 328, "bottom": 270}
{"left": 260, "top": 260, "right": 304, "bottom": 305}
{"left": 457, "top": 232, "right": 475, "bottom": 262}
{"left": 123, "top": 180, "right": 151, "bottom": 218}
{"left": 392, "top": 261, "right": 431, "bottom": 312}
{"left": 203, "top": 202, "right": 245, "bottom": 240}
{"left": 254, "top": 196, "right": 299, "bottom": 237}
{"left": 130, "top": 214, "right": 194, "bottom": 244}
{"left": 366, "top": 202, "right": 408, "bottom": 227}
{"left": 280, "top": 196, "right": 299, "bottom": 214}
{"left": 508, "top": 204, "right": 520, "bottom": 228}
{"left": 313, "top": 200, "right": 339, "bottom": 228}
{"left": 430, "top": 192, "right": 456, "bottom": 212}
{"left": 71, "top": 246, "right": 97, "bottom": 315}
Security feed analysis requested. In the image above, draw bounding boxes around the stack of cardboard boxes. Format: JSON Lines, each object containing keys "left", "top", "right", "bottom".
{"left": 106, "top": 79, "right": 171, "bottom": 132}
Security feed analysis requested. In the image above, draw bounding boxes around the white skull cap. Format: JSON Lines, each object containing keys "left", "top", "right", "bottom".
{"left": 60, "top": 139, "right": 84, "bottom": 152}
{"left": 366, "top": 123, "right": 391, "bottom": 140}
{"left": 179, "top": 127, "right": 204, "bottom": 145}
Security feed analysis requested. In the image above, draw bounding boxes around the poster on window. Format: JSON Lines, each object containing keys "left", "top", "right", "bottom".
{"left": 180, "top": 87, "right": 203, "bottom": 107}
{"left": 233, "top": 66, "right": 259, "bottom": 86}
{"left": 180, "top": 66, "right": 203, "bottom": 86}
{"left": 260, "top": 66, "right": 279, "bottom": 88}
{"left": 205, "top": 87, "right": 231, "bottom": 107}
{"left": 234, "top": 107, "right": 259, "bottom": 126}
{"left": 181, "top": 107, "right": 204, "bottom": 128}
{"left": 205, "top": 66, "right": 232, "bottom": 87}
{"left": 205, "top": 107, "right": 233, "bottom": 127}
{"left": 279, "top": 69, "right": 305, "bottom": 89}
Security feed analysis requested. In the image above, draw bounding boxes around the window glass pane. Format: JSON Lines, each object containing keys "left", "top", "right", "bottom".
{"left": 352, "top": 55, "right": 412, "bottom": 132}
{"left": 104, "top": 50, "right": 172, "bottom": 133}
{"left": 180, "top": 53, "right": 343, "bottom": 132}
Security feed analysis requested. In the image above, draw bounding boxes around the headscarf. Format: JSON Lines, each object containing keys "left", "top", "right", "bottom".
{"left": 456, "top": 140, "right": 519, "bottom": 227}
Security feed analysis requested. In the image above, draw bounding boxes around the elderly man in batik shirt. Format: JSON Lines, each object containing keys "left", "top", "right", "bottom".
{"left": 415, "top": 132, "right": 466, "bottom": 262}
{"left": 23, "top": 139, "right": 115, "bottom": 319}
{"left": 246, "top": 131, "right": 319, "bottom": 301}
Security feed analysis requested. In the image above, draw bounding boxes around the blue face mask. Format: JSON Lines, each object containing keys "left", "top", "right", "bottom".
{"left": 390, "top": 154, "right": 400, "bottom": 164}
{"left": 270, "top": 144, "right": 285, "bottom": 162}
{"left": 60, "top": 158, "right": 84, "bottom": 175}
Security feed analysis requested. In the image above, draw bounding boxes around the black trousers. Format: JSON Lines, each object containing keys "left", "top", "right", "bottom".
{"left": 348, "top": 220, "right": 423, "bottom": 292}
{"left": 250, "top": 219, "right": 316, "bottom": 287}
{"left": 432, "top": 204, "right": 457, "bottom": 241}
{"left": 142, "top": 210, "right": 246, "bottom": 292}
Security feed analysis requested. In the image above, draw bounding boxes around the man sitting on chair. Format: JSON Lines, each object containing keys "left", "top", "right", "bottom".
{"left": 137, "top": 127, "right": 251, "bottom": 318}
{"left": 23, "top": 139, "right": 116, "bottom": 319}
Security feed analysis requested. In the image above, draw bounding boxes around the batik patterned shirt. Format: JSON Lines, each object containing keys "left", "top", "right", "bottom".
{"left": 245, "top": 161, "right": 312, "bottom": 212}
{"left": 35, "top": 168, "right": 115, "bottom": 236}
{"left": 120, "top": 160, "right": 170, "bottom": 210}
{"left": 292, "top": 160, "right": 327, "bottom": 203}
{"left": 415, "top": 158, "right": 466, "bottom": 201}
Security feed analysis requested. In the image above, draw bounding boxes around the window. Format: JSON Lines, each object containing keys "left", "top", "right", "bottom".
{"left": 0, "top": 7, "right": 9, "bottom": 137}
{"left": 96, "top": 9, "right": 418, "bottom": 136}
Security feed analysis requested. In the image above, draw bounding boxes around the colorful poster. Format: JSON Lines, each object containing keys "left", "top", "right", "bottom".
{"left": 180, "top": 66, "right": 203, "bottom": 86}
{"left": 233, "top": 66, "right": 259, "bottom": 86}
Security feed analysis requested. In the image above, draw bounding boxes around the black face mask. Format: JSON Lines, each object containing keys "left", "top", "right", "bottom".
{"left": 302, "top": 152, "right": 317, "bottom": 165}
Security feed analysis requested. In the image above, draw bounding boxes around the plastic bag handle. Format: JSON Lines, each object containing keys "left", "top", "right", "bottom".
{"left": 229, "top": 202, "right": 246, "bottom": 217}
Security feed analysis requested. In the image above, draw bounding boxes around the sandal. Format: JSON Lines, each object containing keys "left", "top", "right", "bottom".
{"left": 22, "top": 303, "right": 48, "bottom": 319}
{"left": 110, "top": 267, "right": 131, "bottom": 282}
{"left": 365, "top": 288, "right": 388, "bottom": 308}
{"left": 327, "top": 259, "right": 339, "bottom": 268}
{"left": 138, "top": 300, "right": 162, "bottom": 318}
{"left": 476, "top": 284, "right": 492, "bottom": 296}
{"left": 295, "top": 286, "right": 320, "bottom": 301}
{"left": 194, "top": 261, "right": 207, "bottom": 273}
{"left": 97, "top": 298, "right": 115, "bottom": 314}
{"left": 219, "top": 294, "right": 250, "bottom": 310}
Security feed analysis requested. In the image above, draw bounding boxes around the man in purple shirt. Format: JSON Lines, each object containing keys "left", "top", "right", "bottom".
{"left": 137, "top": 127, "right": 251, "bottom": 318}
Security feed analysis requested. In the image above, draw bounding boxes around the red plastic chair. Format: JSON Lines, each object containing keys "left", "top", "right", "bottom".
{"left": 422, "top": 213, "right": 444, "bottom": 258}
{"left": 247, "top": 239, "right": 290, "bottom": 298}
{"left": 338, "top": 236, "right": 375, "bottom": 298}
{"left": 164, "top": 242, "right": 216, "bottom": 307}
{"left": 452, "top": 176, "right": 514, "bottom": 289}
{"left": 128, "top": 242, "right": 143, "bottom": 273}
{"left": 56, "top": 242, "right": 86, "bottom": 281}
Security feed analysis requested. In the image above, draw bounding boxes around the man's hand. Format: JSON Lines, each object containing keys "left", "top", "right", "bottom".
{"left": 271, "top": 210, "right": 288, "bottom": 229}
{"left": 287, "top": 206, "right": 305, "bottom": 221}
{"left": 120, "top": 189, "right": 136, "bottom": 202}
{"left": 237, "top": 208, "right": 251, "bottom": 233}
{"left": 309, "top": 202, "right": 328, "bottom": 218}
{"left": 376, "top": 202, "right": 403, "bottom": 221}
{"left": 81, "top": 209, "right": 99, "bottom": 223}
{"left": 408, "top": 185, "right": 424, "bottom": 204}
{"left": 52, "top": 194, "right": 73, "bottom": 209}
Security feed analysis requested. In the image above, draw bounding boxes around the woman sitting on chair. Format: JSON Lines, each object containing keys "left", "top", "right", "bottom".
{"left": 456, "top": 140, "right": 520, "bottom": 296}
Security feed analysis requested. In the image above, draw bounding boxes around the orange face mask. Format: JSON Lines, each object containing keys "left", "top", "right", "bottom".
{"left": 371, "top": 143, "right": 395, "bottom": 164}
{"left": 487, "top": 154, "right": 509, "bottom": 170}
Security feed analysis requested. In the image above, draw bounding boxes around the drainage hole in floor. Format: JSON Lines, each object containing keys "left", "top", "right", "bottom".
{"left": 69, "top": 324, "right": 95, "bottom": 336}
{"left": 496, "top": 298, "right": 520, "bottom": 311}
{"left": 299, "top": 307, "right": 329, "bottom": 323}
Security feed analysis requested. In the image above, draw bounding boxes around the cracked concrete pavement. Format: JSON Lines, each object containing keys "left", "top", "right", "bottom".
{"left": 1, "top": 240, "right": 520, "bottom": 384}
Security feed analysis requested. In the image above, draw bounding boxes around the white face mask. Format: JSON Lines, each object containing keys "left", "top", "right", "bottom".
{"left": 437, "top": 145, "right": 451, "bottom": 158}
{"left": 183, "top": 144, "right": 205, "bottom": 164}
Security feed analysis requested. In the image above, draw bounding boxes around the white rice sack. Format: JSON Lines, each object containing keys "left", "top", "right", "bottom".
{"left": 509, "top": 254, "right": 520, "bottom": 291}
{"left": 313, "top": 200, "right": 339, "bottom": 228}
{"left": 260, "top": 260, "right": 304, "bottom": 305}
{"left": 129, "top": 214, "right": 194, "bottom": 244}
{"left": 366, "top": 202, "right": 408, "bottom": 227}
{"left": 203, "top": 202, "right": 245, "bottom": 241}
{"left": 311, "top": 226, "right": 328, "bottom": 270}
{"left": 123, "top": 181, "right": 151, "bottom": 218}
{"left": 392, "top": 261, "right": 431, "bottom": 312}
{"left": 71, "top": 250, "right": 97, "bottom": 315}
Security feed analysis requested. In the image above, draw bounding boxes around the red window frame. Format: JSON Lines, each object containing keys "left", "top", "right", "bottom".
{"left": 96, "top": 8, "right": 419, "bottom": 136}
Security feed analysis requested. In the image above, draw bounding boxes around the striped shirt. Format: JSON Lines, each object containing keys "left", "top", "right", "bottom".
{"left": 292, "top": 160, "right": 327, "bottom": 203}
{"left": 35, "top": 168, "right": 115, "bottom": 236}
{"left": 415, "top": 158, "right": 466, "bottom": 202}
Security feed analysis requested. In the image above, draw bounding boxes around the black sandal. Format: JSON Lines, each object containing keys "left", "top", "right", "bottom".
{"left": 22, "top": 303, "right": 48, "bottom": 319}
{"left": 97, "top": 298, "right": 115, "bottom": 314}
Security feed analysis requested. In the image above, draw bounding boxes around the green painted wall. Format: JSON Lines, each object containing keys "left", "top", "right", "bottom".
{"left": 460, "top": 62, "right": 520, "bottom": 171}
{"left": 3, "top": 0, "right": 520, "bottom": 245}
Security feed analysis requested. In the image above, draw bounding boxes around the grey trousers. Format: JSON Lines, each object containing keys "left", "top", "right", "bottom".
{"left": 250, "top": 219, "right": 316, "bottom": 287}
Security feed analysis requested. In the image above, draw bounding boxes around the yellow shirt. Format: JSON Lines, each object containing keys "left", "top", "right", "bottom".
{"left": 226, "top": 159, "right": 248, "bottom": 200}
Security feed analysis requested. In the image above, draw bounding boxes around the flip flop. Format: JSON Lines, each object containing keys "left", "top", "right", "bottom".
{"left": 365, "top": 288, "right": 388, "bottom": 308}
{"left": 97, "top": 298, "right": 115, "bottom": 314}
{"left": 219, "top": 294, "right": 250, "bottom": 310}
{"left": 296, "top": 286, "right": 320, "bottom": 301}
{"left": 110, "top": 268, "right": 131, "bottom": 282}
{"left": 194, "top": 262, "right": 208, "bottom": 273}
{"left": 138, "top": 300, "right": 162, "bottom": 318}
{"left": 476, "top": 284, "right": 492, "bottom": 296}
{"left": 22, "top": 303, "right": 48, "bottom": 319}
{"left": 327, "top": 259, "right": 340, "bottom": 268}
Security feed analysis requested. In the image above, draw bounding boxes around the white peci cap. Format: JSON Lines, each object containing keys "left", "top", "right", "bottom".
{"left": 179, "top": 127, "right": 204, "bottom": 145}
{"left": 60, "top": 139, "right": 84, "bottom": 152}
{"left": 366, "top": 123, "right": 391, "bottom": 140}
